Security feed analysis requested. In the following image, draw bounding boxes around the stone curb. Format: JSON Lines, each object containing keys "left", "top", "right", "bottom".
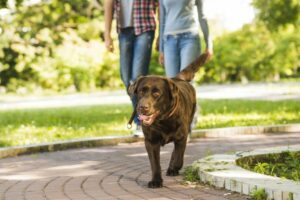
{"left": 0, "top": 123, "right": 299, "bottom": 160}
{"left": 192, "top": 123, "right": 300, "bottom": 138}
{"left": 0, "top": 136, "right": 143, "bottom": 159}
{"left": 194, "top": 145, "right": 300, "bottom": 200}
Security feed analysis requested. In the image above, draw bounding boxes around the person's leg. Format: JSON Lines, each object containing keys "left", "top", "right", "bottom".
{"left": 179, "top": 32, "right": 201, "bottom": 71}
{"left": 132, "top": 31, "right": 155, "bottom": 80}
{"left": 119, "top": 28, "right": 135, "bottom": 89}
{"left": 131, "top": 30, "right": 155, "bottom": 126}
{"left": 163, "top": 35, "right": 181, "bottom": 78}
{"left": 119, "top": 28, "right": 140, "bottom": 132}
{"left": 179, "top": 32, "right": 201, "bottom": 131}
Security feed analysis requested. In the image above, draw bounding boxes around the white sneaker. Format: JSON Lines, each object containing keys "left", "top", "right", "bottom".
{"left": 133, "top": 125, "right": 144, "bottom": 137}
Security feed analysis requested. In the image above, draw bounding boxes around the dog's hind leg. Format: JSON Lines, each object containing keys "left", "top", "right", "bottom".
{"left": 145, "top": 140, "right": 163, "bottom": 188}
{"left": 166, "top": 136, "right": 188, "bottom": 176}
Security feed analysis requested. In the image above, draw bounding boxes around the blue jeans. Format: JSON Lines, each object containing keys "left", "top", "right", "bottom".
{"left": 163, "top": 32, "right": 201, "bottom": 78}
{"left": 119, "top": 28, "right": 155, "bottom": 125}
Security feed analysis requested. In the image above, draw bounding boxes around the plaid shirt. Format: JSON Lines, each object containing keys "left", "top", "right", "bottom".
{"left": 114, "top": 0, "right": 157, "bottom": 35}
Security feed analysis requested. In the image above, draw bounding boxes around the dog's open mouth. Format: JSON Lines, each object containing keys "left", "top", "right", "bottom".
{"left": 138, "top": 111, "right": 159, "bottom": 126}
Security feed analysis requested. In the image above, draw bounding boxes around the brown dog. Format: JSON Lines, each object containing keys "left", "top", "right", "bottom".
{"left": 128, "top": 53, "right": 209, "bottom": 188}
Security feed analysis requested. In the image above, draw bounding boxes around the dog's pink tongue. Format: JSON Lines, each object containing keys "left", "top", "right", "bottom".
{"left": 138, "top": 115, "right": 149, "bottom": 121}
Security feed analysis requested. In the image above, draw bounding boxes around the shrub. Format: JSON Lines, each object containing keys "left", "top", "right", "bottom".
{"left": 183, "top": 165, "right": 200, "bottom": 182}
{"left": 251, "top": 188, "right": 268, "bottom": 200}
{"left": 198, "top": 23, "right": 300, "bottom": 84}
{"left": 236, "top": 151, "right": 300, "bottom": 182}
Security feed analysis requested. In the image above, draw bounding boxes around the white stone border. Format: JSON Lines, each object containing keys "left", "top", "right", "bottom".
{"left": 194, "top": 145, "right": 300, "bottom": 200}
{"left": 192, "top": 124, "right": 300, "bottom": 138}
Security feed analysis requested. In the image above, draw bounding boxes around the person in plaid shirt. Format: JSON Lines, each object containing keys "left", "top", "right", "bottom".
{"left": 104, "top": 0, "right": 157, "bottom": 136}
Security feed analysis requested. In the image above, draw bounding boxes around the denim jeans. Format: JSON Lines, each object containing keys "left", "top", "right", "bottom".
{"left": 119, "top": 28, "right": 155, "bottom": 125}
{"left": 163, "top": 32, "right": 201, "bottom": 131}
{"left": 163, "top": 32, "right": 201, "bottom": 78}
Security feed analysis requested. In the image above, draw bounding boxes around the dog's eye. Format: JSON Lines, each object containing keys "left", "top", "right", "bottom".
{"left": 153, "top": 92, "right": 160, "bottom": 98}
{"left": 152, "top": 88, "right": 161, "bottom": 98}
{"left": 139, "top": 87, "right": 149, "bottom": 95}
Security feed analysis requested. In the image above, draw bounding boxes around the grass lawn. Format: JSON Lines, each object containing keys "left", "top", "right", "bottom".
{"left": 237, "top": 151, "right": 300, "bottom": 182}
{"left": 0, "top": 99, "right": 300, "bottom": 147}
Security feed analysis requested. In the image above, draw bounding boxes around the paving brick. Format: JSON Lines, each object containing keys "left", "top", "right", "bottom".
{"left": 0, "top": 133, "right": 299, "bottom": 200}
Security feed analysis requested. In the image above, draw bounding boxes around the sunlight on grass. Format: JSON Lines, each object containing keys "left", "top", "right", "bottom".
{"left": 0, "top": 104, "right": 133, "bottom": 147}
{"left": 237, "top": 151, "right": 300, "bottom": 182}
{"left": 198, "top": 112, "right": 299, "bottom": 128}
{"left": 0, "top": 99, "right": 299, "bottom": 147}
{"left": 196, "top": 99, "right": 300, "bottom": 129}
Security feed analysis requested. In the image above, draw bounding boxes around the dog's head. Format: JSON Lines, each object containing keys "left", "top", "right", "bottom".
{"left": 127, "top": 53, "right": 209, "bottom": 126}
{"left": 128, "top": 75, "right": 179, "bottom": 126}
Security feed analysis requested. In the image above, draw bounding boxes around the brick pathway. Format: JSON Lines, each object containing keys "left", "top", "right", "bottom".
{"left": 0, "top": 133, "right": 299, "bottom": 200}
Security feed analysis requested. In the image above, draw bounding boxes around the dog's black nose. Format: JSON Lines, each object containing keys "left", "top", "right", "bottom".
{"left": 139, "top": 105, "right": 150, "bottom": 113}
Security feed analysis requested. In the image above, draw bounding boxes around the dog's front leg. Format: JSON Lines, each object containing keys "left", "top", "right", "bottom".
{"left": 145, "top": 140, "right": 163, "bottom": 188}
{"left": 166, "top": 136, "right": 187, "bottom": 176}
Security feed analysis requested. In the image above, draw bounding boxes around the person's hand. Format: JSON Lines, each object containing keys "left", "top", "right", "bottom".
{"left": 105, "top": 35, "right": 114, "bottom": 52}
{"left": 205, "top": 48, "right": 213, "bottom": 60}
{"left": 159, "top": 52, "right": 164, "bottom": 66}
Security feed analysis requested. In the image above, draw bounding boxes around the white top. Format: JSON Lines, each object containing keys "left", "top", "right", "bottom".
{"left": 120, "top": 0, "right": 134, "bottom": 28}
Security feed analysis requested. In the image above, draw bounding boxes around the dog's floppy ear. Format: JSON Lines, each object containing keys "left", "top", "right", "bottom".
{"left": 166, "top": 78, "right": 180, "bottom": 117}
{"left": 127, "top": 76, "right": 145, "bottom": 98}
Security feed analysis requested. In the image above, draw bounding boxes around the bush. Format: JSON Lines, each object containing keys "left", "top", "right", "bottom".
{"left": 0, "top": 0, "right": 299, "bottom": 94}
{"left": 197, "top": 23, "right": 300, "bottom": 84}
{"left": 251, "top": 188, "right": 268, "bottom": 200}
{"left": 0, "top": 0, "right": 121, "bottom": 93}
{"left": 183, "top": 165, "right": 200, "bottom": 182}
{"left": 236, "top": 151, "right": 300, "bottom": 182}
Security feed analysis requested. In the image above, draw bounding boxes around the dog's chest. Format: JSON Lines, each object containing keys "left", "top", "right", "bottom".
{"left": 143, "top": 120, "right": 184, "bottom": 145}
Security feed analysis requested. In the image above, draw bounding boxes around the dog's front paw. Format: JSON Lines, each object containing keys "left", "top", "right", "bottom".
{"left": 148, "top": 180, "right": 163, "bottom": 188}
{"left": 166, "top": 168, "right": 179, "bottom": 176}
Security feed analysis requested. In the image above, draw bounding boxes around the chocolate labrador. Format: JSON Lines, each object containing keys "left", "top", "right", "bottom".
{"left": 128, "top": 53, "right": 209, "bottom": 188}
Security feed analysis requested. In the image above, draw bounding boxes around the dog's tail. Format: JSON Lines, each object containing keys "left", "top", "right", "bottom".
{"left": 175, "top": 53, "right": 209, "bottom": 82}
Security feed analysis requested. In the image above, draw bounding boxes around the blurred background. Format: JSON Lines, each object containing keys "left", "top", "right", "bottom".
{"left": 0, "top": 0, "right": 299, "bottom": 95}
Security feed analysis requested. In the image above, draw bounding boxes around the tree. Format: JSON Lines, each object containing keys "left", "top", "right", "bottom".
{"left": 0, "top": 0, "right": 103, "bottom": 13}
{"left": 0, "top": 0, "right": 23, "bottom": 9}
{"left": 0, "top": 0, "right": 121, "bottom": 93}
{"left": 252, "top": 0, "right": 300, "bottom": 31}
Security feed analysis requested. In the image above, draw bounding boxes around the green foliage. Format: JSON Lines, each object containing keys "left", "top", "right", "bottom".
{"left": 1, "top": 0, "right": 300, "bottom": 93}
{"left": 0, "top": 0, "right": 23, "bottom": 8}
{"left": 250, "top": 188, "right": 268, "bottom": 200}
{"left": 0, "top": 0, "right": 118, "bottom": 93}
{"left": 0, "top": 99, "right": 300, "bottom": 147}
{"left": 183, "top": 165, "right": 200, "bottom": 182}
{"left": 0, "top": 0, "right": 8, "bottom": 8}
{"left": 197, "top": 23, "right": 300, "bottom": 83}
{"left": 0, "top": 104, "right": 132, "bottom": 147}
{"left": 195, "top": 0, "right": 300, "bottom": 84}
{"left": 252, "top": 0, "right": 300, "bottom": 31}
{"left": 237, "top": 151, "right": 300, "bottom": 182}
{"left": 197, "top": 99, "right": 300, "bottom": 129}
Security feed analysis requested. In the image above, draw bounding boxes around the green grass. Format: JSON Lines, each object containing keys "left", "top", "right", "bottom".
{"left": 0, "top": 104, "right": 132, "bottom": 147}
{"left": 197, "top": 99, "right": 300, "bottom": 129}
{"left": 237, "top": 151, "right": 300, "bottom": 182}
{"left": 250, "top": 188, "right": 268, "bottom": 200}
{"left": 183, "top": 165, "right": 200, "bottom": 182}
{"left": 0, "top": 99, "right": 300, "bottom": 147}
